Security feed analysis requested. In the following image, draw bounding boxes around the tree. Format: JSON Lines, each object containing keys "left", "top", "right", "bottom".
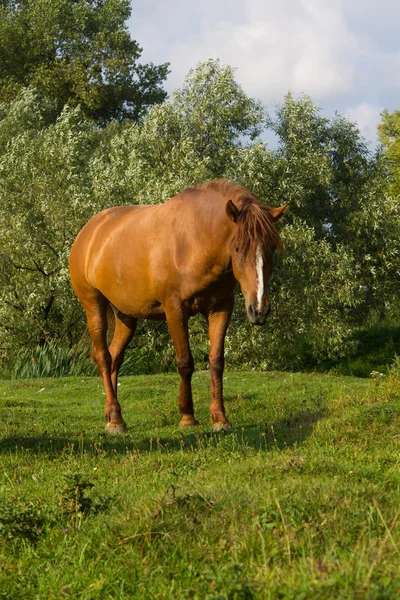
{"left": 0, "top": 61, "right": 397, "bottom": 372}
{"left": 113, "top": 77, "right": 395, "bottom": 365}
{"left": 260, "top": 95, "right": 399, "bottom": 355}
{"left": 0, "top": 0, "right": 169, "bottom": 123}
{"left": 75, "top": 61, "right": 388, "bottom": 366}
{"left": 99, "top": 60, "right": 266, "bottom": 205}
{"left": 379, "top": 109, "right": 400, "bottom": 198}
{"left": 0, "top": 89, "right": 104, "bottom": 358}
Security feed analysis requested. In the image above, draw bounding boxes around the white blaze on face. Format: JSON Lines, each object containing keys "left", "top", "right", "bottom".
{"left": 256, "top": 245, "right": 264, "bottom": 310}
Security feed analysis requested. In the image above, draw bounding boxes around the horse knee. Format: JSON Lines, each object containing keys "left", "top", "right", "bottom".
{"left": 92, "top": 346, "right": 111, "bottom": 372}
{"left": 209, "top": 353, "right": 224, "bottom": 376}
{"left": 177, "top": 355, "right": 194, "bottom": 380}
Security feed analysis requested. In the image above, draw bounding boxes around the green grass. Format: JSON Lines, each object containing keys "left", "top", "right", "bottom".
{"left": 1, "top": 370, "right": 400, "bottom": 598}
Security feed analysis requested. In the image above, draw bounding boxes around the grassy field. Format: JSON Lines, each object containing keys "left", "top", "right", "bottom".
{"left": 1, "top": 369, "right": 400, "bottom": 599}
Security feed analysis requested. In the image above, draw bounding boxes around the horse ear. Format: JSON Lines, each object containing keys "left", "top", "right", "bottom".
{"left": 268, "top": 203, "right": 289, "bottom": 222}
{"left": 226, "top": 200, "right": 240, "bottom": 223}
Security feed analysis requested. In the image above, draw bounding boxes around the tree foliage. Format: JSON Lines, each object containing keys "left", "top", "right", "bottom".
{"left": 0, "top": 90, "right": 101, "bottom": 351}
{"left": 0, "top": 0, "right": 169, "bottom": 123}
{"left": 0, "top": 60, "right": 398, "bottom": 372}
{"left": 379, "top": 109, "right": 400, "bottom": 199}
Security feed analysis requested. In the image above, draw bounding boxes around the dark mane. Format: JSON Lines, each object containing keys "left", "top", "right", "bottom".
{"left": 197, "top": 179, "right": 283, "bottom": 257}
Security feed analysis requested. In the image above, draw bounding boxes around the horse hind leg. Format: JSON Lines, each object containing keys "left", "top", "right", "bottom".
{"left": 84, "top": 293, "right": 128, "bottom": 434}
{"left": 109, "top": 311, "right": 137, "bottom": 394}
{"left": 165, "top": 302, "right": 199, "bottom": 427}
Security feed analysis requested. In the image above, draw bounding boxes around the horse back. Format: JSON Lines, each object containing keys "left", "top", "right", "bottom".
{"left": 70, "top": 192, "right": 234, "bottom": 318}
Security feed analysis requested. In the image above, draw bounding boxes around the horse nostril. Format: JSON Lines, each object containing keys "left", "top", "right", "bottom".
{"left": 248, "top": 304, "right": 256, "bottom": 317}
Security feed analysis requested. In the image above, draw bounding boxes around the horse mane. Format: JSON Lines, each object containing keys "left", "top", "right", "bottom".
{"left": 196, "top": 179, "right": 283, "bottom": 257}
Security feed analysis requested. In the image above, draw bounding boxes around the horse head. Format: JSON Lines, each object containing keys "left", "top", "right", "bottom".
{"left": 226, "top": 198, "right": 288, "bottom": 325}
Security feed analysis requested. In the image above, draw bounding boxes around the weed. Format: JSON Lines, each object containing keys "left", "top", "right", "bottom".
{"left": 0, "top": 497, "right": 45, "bottom": 544}
{"left": 11, "top": 341, "right": 95, "bottom": 379}
{"left": 59, "top": 472, "right": 110, "bottom": 524}
{"left": 185, "top": 562, "right": 256, "bottom": 599}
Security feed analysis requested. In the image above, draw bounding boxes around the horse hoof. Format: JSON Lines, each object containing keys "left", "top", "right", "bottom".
{"left": 212, "top": 422, "right": 232, "bottom": 432}
{"left": 179, "top": 417, "right": 200, "bottom": 427}
{"left": 106, "top": 422, "right": 128, "bottom": 435}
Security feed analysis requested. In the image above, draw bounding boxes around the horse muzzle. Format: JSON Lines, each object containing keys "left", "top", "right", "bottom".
{"left": 247, "top": 303, "right": 271, "bottom": 326}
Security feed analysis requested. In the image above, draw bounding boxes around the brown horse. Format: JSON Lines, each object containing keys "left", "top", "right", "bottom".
{"left": 69, "top": 179, "right": 288, "bottom": 433}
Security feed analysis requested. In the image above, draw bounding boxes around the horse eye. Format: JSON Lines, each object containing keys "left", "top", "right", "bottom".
{"left": 235, "top": 247, "right": 240, "bottom": 253}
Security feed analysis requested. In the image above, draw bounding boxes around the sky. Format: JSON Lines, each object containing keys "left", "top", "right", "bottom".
{"left": 128, "top": 0, "right": 400, "bottom": 149}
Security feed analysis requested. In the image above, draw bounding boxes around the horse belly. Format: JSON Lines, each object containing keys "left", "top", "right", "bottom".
{"left": 96, "top": 276, "right": 166, "bottom": 320}
{"left": 115, "top": 298, "right": 166, "bottom": 320}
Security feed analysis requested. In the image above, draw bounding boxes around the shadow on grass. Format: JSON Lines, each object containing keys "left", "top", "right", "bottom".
{"left": 262, "top": 408, "right": 325, "bottom": 449}
{"left": 0, "top": 409, "right": 325, "bottom": 456}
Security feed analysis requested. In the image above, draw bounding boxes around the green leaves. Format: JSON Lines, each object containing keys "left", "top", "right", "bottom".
{"left": 379, "top": 109, "right": 400, "bottom": 199}
{"left": 0, "top": 0, "right": 169, "bottom": 123}
{"left": 0, "top": 92, "right": 101, "bottom": 354}
{"left": 0, "top": 61, "right": 398, "bottom": 371}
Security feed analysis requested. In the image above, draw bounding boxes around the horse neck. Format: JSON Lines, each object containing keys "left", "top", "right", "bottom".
{"left": 194, "top": 195, "right": 234, "bottom": 263}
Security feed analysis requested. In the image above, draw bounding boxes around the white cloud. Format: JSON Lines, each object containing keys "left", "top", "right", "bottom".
{"left": 346, "top": 103, "right": 383, "bottom": 147}
{"left": 129, "top": 0, "right": 400, "bottom": 145}
{"left": 161, "top": 0, "right": 359, "bottom": 103}
{"left": 131, "top": 0, "right": 361, "bottom": 100}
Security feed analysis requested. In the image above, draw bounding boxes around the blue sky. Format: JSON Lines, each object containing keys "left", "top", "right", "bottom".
{"left": 128, "top": 0, "right": 400, "bottom": 148}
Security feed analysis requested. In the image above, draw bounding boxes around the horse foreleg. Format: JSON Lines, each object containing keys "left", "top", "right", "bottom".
{"left": 85, "top": 298, "right": 127, "bottom": 434}
{"left": 206, "top": 305, "right": 233, "bottom": 431}
{"left": 165, "top": 305, "right": 199, "bottom": 427}
{"left": 109, "top": 313, "right": 137, "bottom": 395}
